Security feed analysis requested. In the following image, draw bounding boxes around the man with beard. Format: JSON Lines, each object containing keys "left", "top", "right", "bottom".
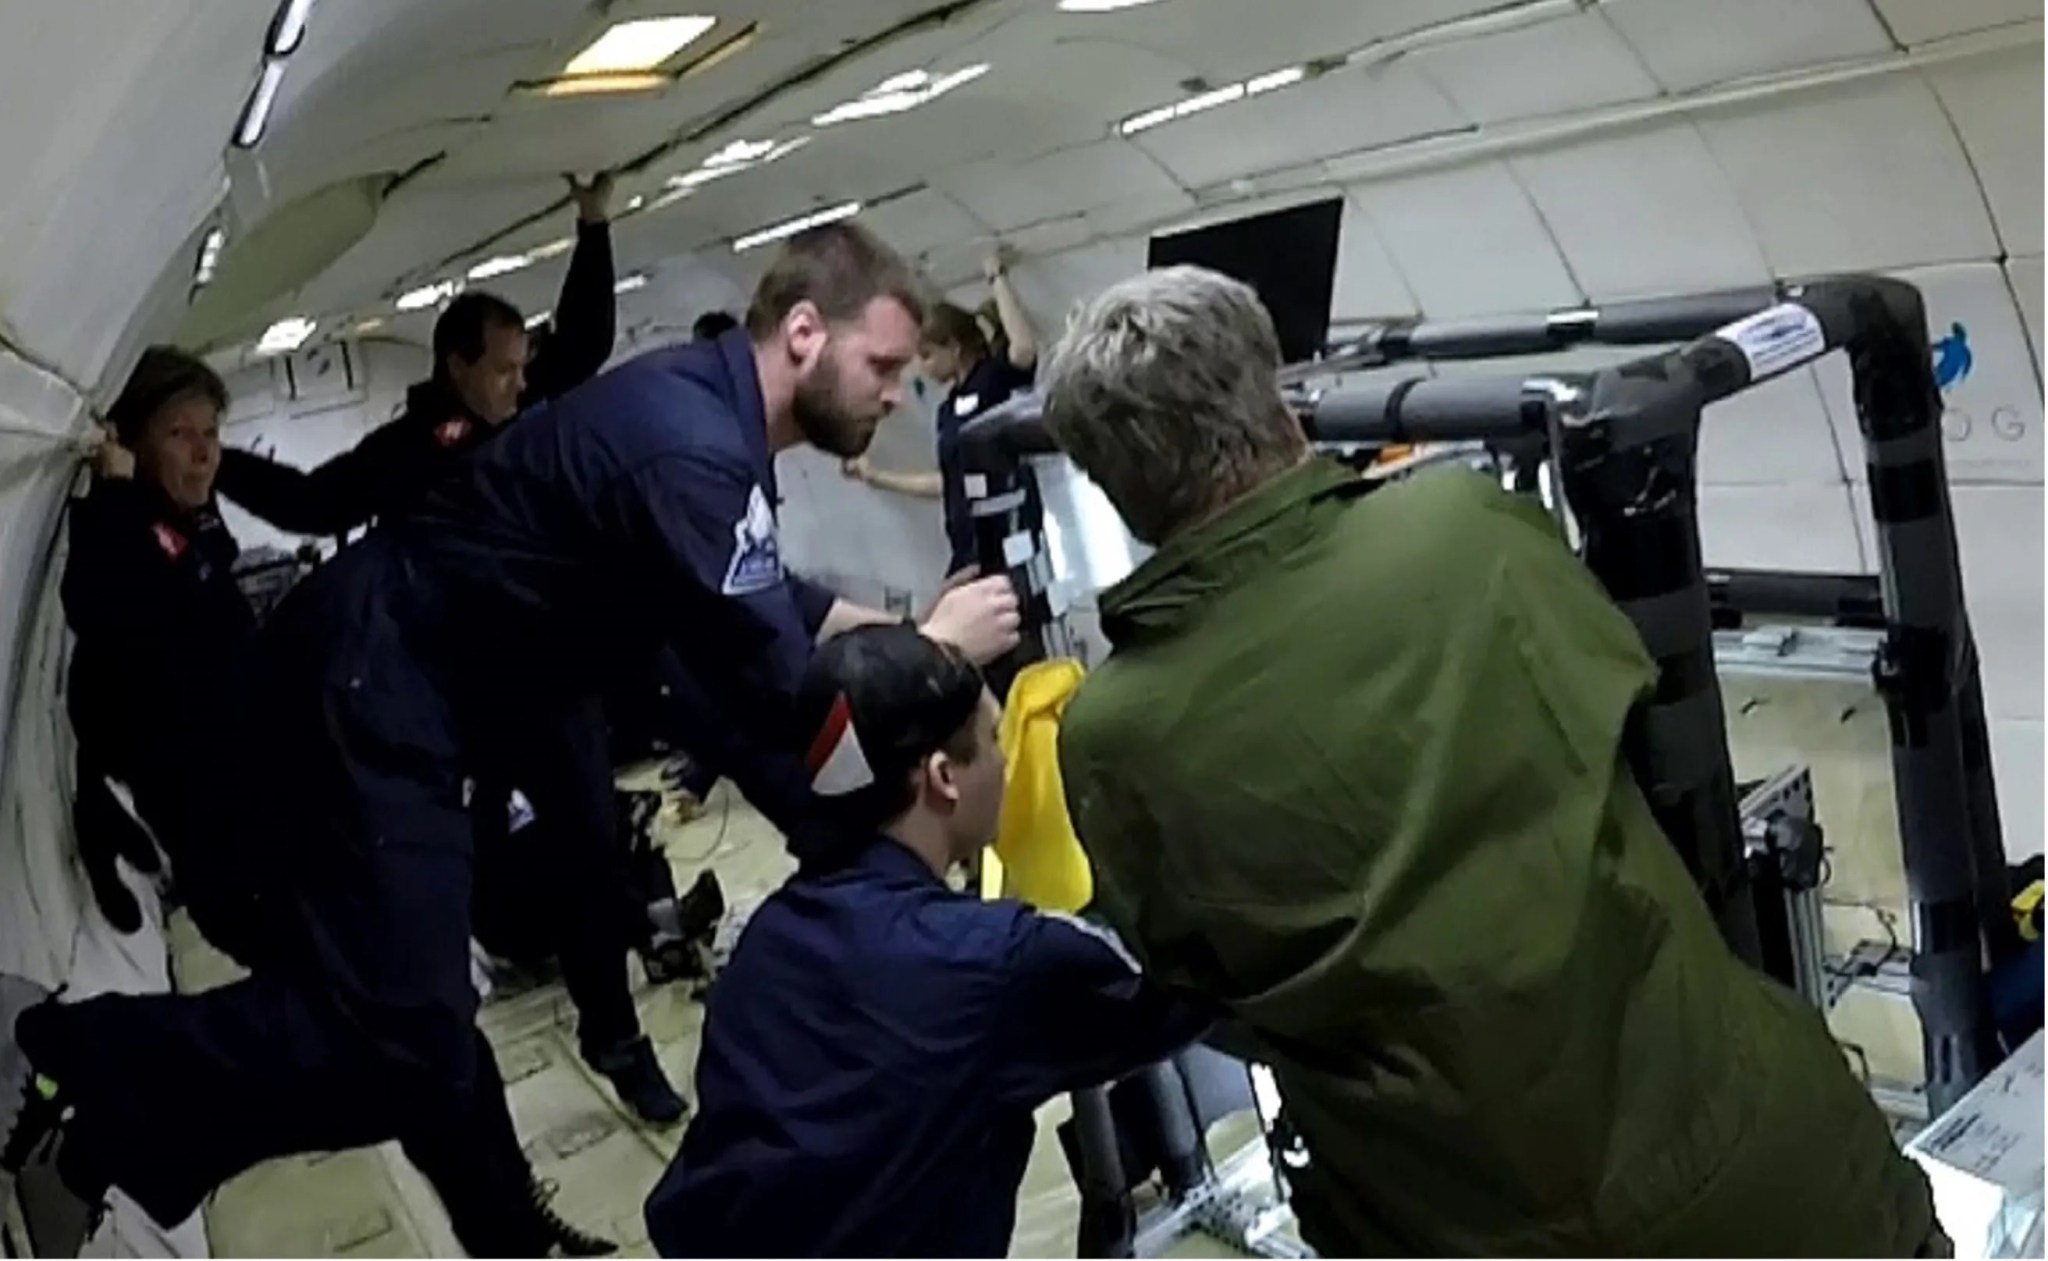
{"left": 0, "top": 222, "right": 1019, "bottom": 1258}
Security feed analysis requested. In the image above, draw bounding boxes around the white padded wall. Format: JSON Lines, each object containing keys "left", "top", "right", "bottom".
{"left": 0, "top": 7, "right": 277, "bottom": 1253}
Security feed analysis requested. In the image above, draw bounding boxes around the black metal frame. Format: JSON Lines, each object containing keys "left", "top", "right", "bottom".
{"left": 1707, "top": 568, "right": 1886, "bottom": 630}
{"left": 961, "top": 276, "right": 2011, "bottom": 1116}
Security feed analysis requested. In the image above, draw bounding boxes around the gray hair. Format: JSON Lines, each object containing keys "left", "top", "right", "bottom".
{"left": 1040, "top": 266, "right": 1306, "bottom": 546}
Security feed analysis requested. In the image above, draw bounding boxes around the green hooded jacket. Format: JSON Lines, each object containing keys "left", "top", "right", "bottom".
{"left": 1058, "top": 460, "right": 1937, "bottom": 1256}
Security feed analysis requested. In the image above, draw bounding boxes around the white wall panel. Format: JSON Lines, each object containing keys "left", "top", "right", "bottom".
{"left": 1348, "top": 160, "right": 1583, "bottom": 317}
{"left": 1511, "top": 123, "right": 1776, "bottom": 300}
{"left": 1698, "top": 483, "right": 1869, "bottom": 573}
{"left": 1600, "top": 0, "right": 1894, "bottom": 94}
{"left": 2008, "top": 255, "right": 2044, "bottom": 375}
{"left": 1699, "top": 76, "right": 2000, "bottom": 275}
{"left": 1952, "top": 485, "right": 2043, "bottom": 724}
{"left": 1924, "top": 46, "right": 2047, "bottom": 258}
{"left": 1869, "top": 0, "right": 2041, "bottom": 45}
{"left": 1407, "top": 9, "right": 1660, "bottom": 125}
{"left": 1698, "top": 367, "right": 1852, "bottom": 486}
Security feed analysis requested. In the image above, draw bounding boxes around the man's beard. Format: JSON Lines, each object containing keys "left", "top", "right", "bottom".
{"left": 791, "top": 349, "right": 871, "bottom": 459}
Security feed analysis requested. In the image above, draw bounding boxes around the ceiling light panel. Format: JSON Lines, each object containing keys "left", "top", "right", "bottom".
{"left": 234, "top": 59, "right": 288, "bottom": 148}
{"left": 565, "top": 16, "right": 716, "bottom": 76}
{"left": 193, "top": 227, "right": 228, "bottom": 288}
{"left": 537, "top": 72, "right": 672, "bottom": 98}
{"left": 812, "top": 64, "right": 989, "bottom": 127}
{"left": 734, "top": 202, "right": 862, "bottom": 253}
{"left": 667, "top": 137, "right": 809, "bottom": 190}
{"left": 396, "top": 280, "right": 460, "bottom": 312}
{"left": 467, "top": 254, "right": 533, "bottom": 281}
{"left": 1116, "top": 62, "right": 1309, "bottom": 136}
{"left": 258, "top": 317, "right": 316, "bottom": 355}
{"left": 615, "top": 272, "right": 650, "bottom": 294}
{"left": 268, "top": 0, "right": 317, "bottom": 55}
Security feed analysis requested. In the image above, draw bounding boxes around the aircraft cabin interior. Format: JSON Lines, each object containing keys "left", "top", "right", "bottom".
{"left": 0, "top": 0, "right": 2043, "bottom": 1257}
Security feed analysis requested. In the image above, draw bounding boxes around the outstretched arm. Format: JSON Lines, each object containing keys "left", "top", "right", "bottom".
{"left": 985, "top": 250, "right": 1038, "bottom": 371}
{"left": 992, "top": 911, "right": 1214, "bottom": 1106}
{"left": 525, "top": 173, "right": 619, "bottom": 402}
{"left": 214, "top": 424, "right": 408, "bottom": 536}
{"left": 842, "top": 456, "right": 943, "bottom": 499}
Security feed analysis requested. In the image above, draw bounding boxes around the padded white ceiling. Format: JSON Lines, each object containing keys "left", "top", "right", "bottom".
{"left": 0, "top": 0, "right": 2038, "bottom": 379}
{"left": 131, "top": 0, "right": 2026, "bottom": 363}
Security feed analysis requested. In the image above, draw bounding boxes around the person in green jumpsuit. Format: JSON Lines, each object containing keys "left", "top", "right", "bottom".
{"left": 1041, "top": 265, "right": 1943, "bottom": 1257}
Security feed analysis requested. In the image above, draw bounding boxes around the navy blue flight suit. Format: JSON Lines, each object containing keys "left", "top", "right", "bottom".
{"left": 61, "top": 479, "right": 266, "bottom": 963}
{"left": 644, "top": 838, "right": 1209, "bottom": 1258}
{"left": 213, "top": 218, "right": 617, "bottom": 535}
{"left": 937, "top": 351, "right": 1037, "bottom": 579}
{"left": 13, "top": 332, "right": 833, "bottom": 1247}
{"left": 213, "top": 221, "right": 658, "bottom": 1056}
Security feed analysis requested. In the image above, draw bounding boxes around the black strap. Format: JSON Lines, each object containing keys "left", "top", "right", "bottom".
{"left": 1384, "top": 377, "right": 1423, "bottom": 445}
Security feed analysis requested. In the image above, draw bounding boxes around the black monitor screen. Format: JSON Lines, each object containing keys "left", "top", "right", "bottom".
{"left": 1146, "top": 197, "right": 1343, "bottom": 365}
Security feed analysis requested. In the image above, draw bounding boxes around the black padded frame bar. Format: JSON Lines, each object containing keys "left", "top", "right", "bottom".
{"left": 1706, "top": 569, "right": 1887, "bottom": 630}
{"left": 959, "top": 275, "right": 2007, "bottom": 1115}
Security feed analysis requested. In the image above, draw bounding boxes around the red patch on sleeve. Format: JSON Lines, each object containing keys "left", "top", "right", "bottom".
{"left": 434, "top": 419, "right": 473, "bottom": 448}
{"left": 152, "top": 522, "right": 189, "bottom": 560}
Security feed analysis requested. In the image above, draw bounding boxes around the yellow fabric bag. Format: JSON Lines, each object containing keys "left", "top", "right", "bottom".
{"left": 980, "top": 659, "right": 1093, "bottom": 913}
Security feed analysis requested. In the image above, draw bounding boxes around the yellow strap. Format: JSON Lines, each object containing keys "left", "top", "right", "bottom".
{"left": 2013, "top": 880, "right": 2043, "bottom": 942}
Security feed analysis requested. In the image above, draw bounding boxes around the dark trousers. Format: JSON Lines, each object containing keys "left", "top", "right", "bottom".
{"left": 21, "top": 577, "right": 539, "bottom": 1249}
{"left": 18, "top": 973, "right": 529, "bottom": 1253}
{"left": 472, "top": 698, "right": 642, "bottom": 1056}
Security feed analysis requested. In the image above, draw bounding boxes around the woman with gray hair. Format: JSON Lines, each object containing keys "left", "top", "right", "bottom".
{"left": 1043, "top": 265, "right": 1940, "bottom": 1257}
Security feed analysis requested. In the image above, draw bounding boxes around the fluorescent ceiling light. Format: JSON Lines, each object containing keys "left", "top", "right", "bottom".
{"left": 1058, "top": 0, "right": 1165, "bottom": 9}
{"left": 667, "top": 137, "right": 808, "bottom": 190}
{"left": 268, "top": 0, "right": 317, "bottom": 55}
{"left": 1115, "top": 63, "right": 1306, "bottom": 136}
{"left": 528, "top": 237, "right": 575, "bottom": 261}
{"left": 193, "top": 227, "right": 228, "bottom": 287}
{"left": 467, "top": 254, "right": 533, "bottom": 281}
{"left": 565, "top": 16, "right": 715, "bottom": 77}
{"left": 812, "top": 64, "right": 988, "bottom": 127}
{"left": 734, "top": 202, "right": 861, "bottom": 253}
{"left": 396, "top": 280, "right": 460, "bottom": 312}
{"left": 351, "top": 317, "right": 386, "bottom": 335}
{"left": 234, "top": 59, "right": 287, "bottom": 148}
{"left": 539, "top": 72, "right": 671, "bottom": 98}
{"left": 257, "top": 317, "right": 316, "bottom": 355}
{"left": 615, "top": 272, "right": 650, "bottom": 295}
{"left": 525, "top": 310, "right": 553, "bottom": 329}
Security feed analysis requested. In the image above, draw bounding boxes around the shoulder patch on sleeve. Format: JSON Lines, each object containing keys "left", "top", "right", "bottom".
{"left": 721, "top": 483, "right": 785, "bottom": 596}
{"left": 1040, "top": 911, "right": 1142, "bottom": 975}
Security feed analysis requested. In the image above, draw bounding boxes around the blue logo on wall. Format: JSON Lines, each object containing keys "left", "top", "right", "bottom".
{"left": 1933, "top": 322, "right": 1972, "bottom": 391}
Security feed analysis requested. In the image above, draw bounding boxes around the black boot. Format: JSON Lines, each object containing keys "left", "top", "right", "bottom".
{"left": 1, "top": 977, "right": 103, "bottom": 1258}
{"left": 525, "top": 1173, "right": 616, "bottom": 1258}
{"left": 587, "top": 1036, "right": 687, "bottom": 1127}
{"left": 672, "top": 870, "right": 726, "bottom": 942}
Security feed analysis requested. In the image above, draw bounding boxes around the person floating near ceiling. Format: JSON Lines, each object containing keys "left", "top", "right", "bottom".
{"left": 842, "top": 247, "right": 1040, "bottom": 585}
{"left": 62, "top": 349, "right": 269, "bottom": 966}
{"left": 644, "top": 625, "right": 1204, "bottom": 1259}
{"left": 209, "top": 172, "right": 619, "bottom": 536}
{"left": 1040, "top": 265, "right": 1945, "bottom": 1258}
{"left": 0, "top": 221, "right": 1019, "bottom": 1259}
